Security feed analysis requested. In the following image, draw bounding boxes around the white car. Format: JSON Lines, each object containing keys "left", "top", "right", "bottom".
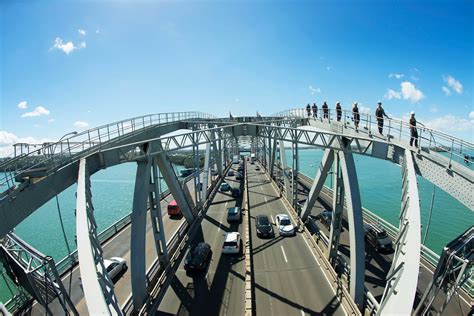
{"left": 222, "top": 232, "right": 241, "bottom": 254}
{"left": 276, "top": 214, "right": 295, "bottom": 236}
{"left": 102, "top": 257, "right": 127, "bottom": 279}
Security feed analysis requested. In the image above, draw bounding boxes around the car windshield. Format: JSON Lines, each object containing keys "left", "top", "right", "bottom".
{"left": 280, "top": 219, "right": 291, "bottom": 225}
{"left": 258, "top": 217, "right": 270, "bottom": 226}
{"left": 224, "top": 241, "right": 237, "bottom": 247}
{"left": 377, "top": 231, "right": 388, "bottom": 238}
{"left": 228, "top": 208, "right": 238, "bottom": 215}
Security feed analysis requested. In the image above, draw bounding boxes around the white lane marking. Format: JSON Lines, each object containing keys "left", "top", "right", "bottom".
{"left": 280, "top": 246, "right": 288, "bottom": 263}
{"left": 264, "top": 197, "right": 268, "bottom": 203}
{"left": 260, "top": 186, "right": 263, "bottom": 192}
{"left": 270, "top": 215, "right": 275, "bottom": 224}
{"left": 300, "top": 310, "right": 305, "bottom": 316}
{"left": 225, "top": 201, "right": 228, "bottom": 208}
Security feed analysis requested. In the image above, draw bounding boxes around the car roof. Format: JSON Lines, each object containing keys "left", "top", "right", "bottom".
{"left": 276, "top": 214, "right": 289, "bottom": 219}
{"left": 227, "top": 207, "right": 240, "bottom": 213}
{"left": 225, "top": 232, "right": 240, "bottom": 242}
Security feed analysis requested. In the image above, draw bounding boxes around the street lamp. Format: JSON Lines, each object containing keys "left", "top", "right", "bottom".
{"left": 51, "top": 131, "right": 78, "bottom": 156}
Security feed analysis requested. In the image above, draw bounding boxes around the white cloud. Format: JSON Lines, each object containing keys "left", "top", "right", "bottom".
{"left": 48, "top": 118, "right": 55, "bottom": 123}
{"left": 359, "top": 106, "right": 371, "bottom": 114}
{"left": 18, "top": 101, "right": 28, "bottom": 109}
{"left": 384, "top": 89, "right": 401, "bottom": 100}
{"left": 74, "top": 121, "right": 89, "bottom": 129}
{"left": 21, "top": 106, "right": 50, "bottom": 118}
{"left": 51, "top": 37, "right": 86, "bottom": 54}
{"left": 309, "top": 85, "right": 321, "bottom": 95}
{"left": 389, "top": 73, "right": 404, "bottom": 79}
{"left": 430, "top": 107, "right": 439, "bottom": 113}
{"left": 0, "top": 131, "right": 55, "bottom": 157}
{"left": 443, "top": 75, "right": 462, "bottom": 94}
{"left": 442, "top": 86, "right": 452, "bottom": 96}
{"left": 234, "top": 98, "right": 240, "bottom": 102}
{"left": 424, "top": 115, "right": 474, "bottom": 133}
{"left": 469, "top": 111, "right": 474, "bottom": 120}
{"left": 401, "top": 81, "right": 424, "bottom": 102}
{"left": 326, "top": 66, "right": 333, "bottom": 70}
{"left": 96, "top": 29, "right": 100, "bottom": 34}
{"left": 78, "top": 29, "right": 86, "bottom": 36}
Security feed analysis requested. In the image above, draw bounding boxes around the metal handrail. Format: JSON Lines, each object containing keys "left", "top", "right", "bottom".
{"left": 0, "top": 111, "right": 216, "bottom": 195}
{"left": 272, "top": 108, "right": 474, "bottom": 167}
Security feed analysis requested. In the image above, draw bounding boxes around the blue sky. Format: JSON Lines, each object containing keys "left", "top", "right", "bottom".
{"left": 0, "top": 0, "right": 473, "bottom": 155}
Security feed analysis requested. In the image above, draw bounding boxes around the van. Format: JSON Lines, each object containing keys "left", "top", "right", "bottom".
{"left": 167, "top": 200, "right": 181, "bottom": 216}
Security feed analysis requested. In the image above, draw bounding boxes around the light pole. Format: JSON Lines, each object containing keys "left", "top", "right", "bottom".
{"left": 51, "top": 131, "right": 78, "bottom": 156}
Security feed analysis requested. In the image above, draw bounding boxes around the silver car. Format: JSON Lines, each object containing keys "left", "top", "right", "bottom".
{"left": 276, "top": 214, "right": 295, "bottom": 236}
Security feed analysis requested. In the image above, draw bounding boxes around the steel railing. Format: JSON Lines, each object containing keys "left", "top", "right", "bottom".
{"left": 0, "top": 111, "right": 216, "bottom": 197}
{"left": 273, "top": 108, "right": 474, "bottom": 168}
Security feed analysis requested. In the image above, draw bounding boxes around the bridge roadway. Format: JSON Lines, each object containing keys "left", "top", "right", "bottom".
{"left": 247, "top": 163, "right": 345, "bottom": 315}
{"left": 31, "top": 172, "right": 203, "bottom": 315}
{"left": 295, "top": 176, "right": 472, "bottom": 315}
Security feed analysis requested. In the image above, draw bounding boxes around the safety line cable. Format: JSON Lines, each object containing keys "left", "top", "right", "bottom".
{"left": 55, "top": 195, "right": 74, "bottom": 297}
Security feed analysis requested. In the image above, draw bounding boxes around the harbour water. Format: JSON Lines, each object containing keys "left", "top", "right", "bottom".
{"left": 1, "top": 149, "right": 473, "bottom": 302}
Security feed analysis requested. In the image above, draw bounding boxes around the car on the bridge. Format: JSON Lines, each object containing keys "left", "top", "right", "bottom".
{"left": 167, "top": 200, "right": 181, "bottom": 217}
{"left": 211, "top": 169, "right": 218, "bottom": 176}
{"left": 317, "top": 210, "right": 332, "bottom": 229}
{"left": 222, "top": 232, "right": 241, "bottom": 254}
{"left": 184, "top": 242, "right": 212, "bottom": 272}
{"left": 364, "top": 223, "right": 393, "bottom": 252}
{"left": 255, "top": 214, "right": 274, "bottom": 238}
{"left": 228, "top": 170, "right": 235, "bottom": 176}
{"left": 103, "top": 257, "right": 127, "bottom": 280}
{"left": 235, "top": 172, "right": 243, "bottom": 180}
{"left": 238, "top": 165, "right": 244, "bottom": 172}
{"left": 255, "top": 166, "right": 260, "bottom": 171}
{"left": 220, "top": 182, "right": 231, "bottom": 192}
{"left": 227, "top": 207, "right": 242, "bottom": 222}
{"left": 231, "top": 187, "right": 241, "bottom": 197}
{"left": 276, "top": 214, "right": 295, "bottom": 236}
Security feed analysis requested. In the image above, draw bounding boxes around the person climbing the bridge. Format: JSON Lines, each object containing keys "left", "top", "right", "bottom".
{"left": 322, "top": 101, "right": 329, "bottom": 119}
{"left": 312, "top": 103, "right": 318, "bottom": 119}
{"left": 335, "top": 101, "right": 342, "bottom": 122}
{"left": 409, "top": 111, "right": 422, "bottom": 148}
{"left": 306, "top": 103, "right": 311, "bottom": 117}
{"left": 375, "top": 101, "right": 390, "bottom": 135}
{"left": 352, "top": 102, "right": 360, "bottom": 129}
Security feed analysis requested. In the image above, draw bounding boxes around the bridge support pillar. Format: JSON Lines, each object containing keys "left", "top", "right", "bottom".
{"left": 201, "top": 137, "right": 211, "bottom": 201}
{"left": 338, "top": 149, "right": 365, "bottom": 310}
{"left": 300, "top": 149, "right": 335, "bottom": 221}
{"left": 131, "top": 154, "right": 152, "bottom": 309}
{"left": 151, "top": 161, "right": 169, "bottom": 265}
{"left": 211, "top": 130, "right": 222, "bottom": 177}
{"left": 155, "top": 147, "right": 194, "bottom": 223}
{"left": 279, "top": 140, "right": 291, "bottom": 202}
{"left": 76, "top": 158, "right": 122, "bottom": 315}
{"left": 378, "top": 150, "right": 421, "bottom": 315}
{"left": 269, "top": 137, "right": 277, "bottom": 178}
{"left": 291, "top": 136, "right": 299, "bottom": 212}
{"left": 327, "top": 154, "right": 344, "bottom": 262}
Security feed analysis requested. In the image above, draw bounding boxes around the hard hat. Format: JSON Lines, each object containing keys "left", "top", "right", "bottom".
{"left": 410, "top": 111, "right": 415, "bottom": 115}
{"left": 378, "top": 101, "right": 382, "bottom": 104}
{"left": 336, "top": 101, "right": 340, "bottom": 105}
{"left": 353, "top": 102, "right": 358, "bottom": 106}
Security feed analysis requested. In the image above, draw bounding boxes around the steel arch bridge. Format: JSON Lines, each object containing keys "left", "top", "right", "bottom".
{"left": 0, "top": 110, "right": 472, "bottom": 315}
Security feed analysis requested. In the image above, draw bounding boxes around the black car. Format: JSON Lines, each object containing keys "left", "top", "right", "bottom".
{"left": 256, "top": 214, "right": 274, "bottom": 238}
{"left": 235, "top": 172, "right": 243, "bottom": 180}
{"left": 364, "top": 224, "right": 393, "bottom": 252}
{"left": 184, "top": 242, "right": 212, "bottom": 272}
{"left": 231, "top": 187, "right": 241, "bottom": 197}
{"left": 318, "top": 210, "right": 332, "bottom": 229}
{"left": 238, "top": 165, "right": 244, "bottom": 172}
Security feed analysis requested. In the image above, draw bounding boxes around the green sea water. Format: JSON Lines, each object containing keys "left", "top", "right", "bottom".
{"left": 1, "top": 150, "right": 473, "bottom": 303}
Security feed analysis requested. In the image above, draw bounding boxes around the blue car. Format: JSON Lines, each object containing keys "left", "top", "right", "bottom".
{"left": 220, "top": 182, "right": 231, "bottom": 192}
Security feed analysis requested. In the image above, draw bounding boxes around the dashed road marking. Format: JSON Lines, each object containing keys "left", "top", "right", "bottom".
{"left": 280, "top": 245, "right": 288, "bottom": 263}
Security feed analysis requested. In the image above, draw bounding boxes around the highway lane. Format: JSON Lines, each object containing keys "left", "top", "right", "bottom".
{"left": 34, "top": 172, "right": 206, "bottom": 315}
{"left": 248, "top": 163, "right": 346, "bottom": 316}
{"left": 298, "top": 179, "right": 472, "bottom": 315}
{"left": 158, "top": 164, "right": 246, "bottom": 315}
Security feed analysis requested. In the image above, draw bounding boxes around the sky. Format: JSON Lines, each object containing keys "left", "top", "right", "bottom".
{"left": 0, "top": 0, "right": 473, "bottom": 156}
